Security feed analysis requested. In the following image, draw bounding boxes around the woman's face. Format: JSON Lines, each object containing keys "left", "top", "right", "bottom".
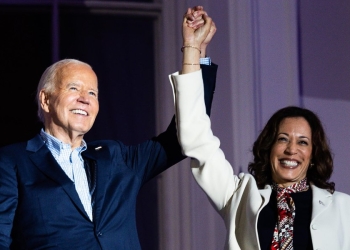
{"left": 270, "top": 117, "right": 313, "bottom": 187}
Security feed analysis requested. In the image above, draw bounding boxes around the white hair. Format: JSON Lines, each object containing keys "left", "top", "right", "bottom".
{"left": 36, "top": 59, "right": 92, "bottom": 122}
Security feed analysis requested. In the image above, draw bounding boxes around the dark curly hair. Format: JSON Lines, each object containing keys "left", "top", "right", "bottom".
{"left": 248, "top": 106, "right": 335, "bottom": 193}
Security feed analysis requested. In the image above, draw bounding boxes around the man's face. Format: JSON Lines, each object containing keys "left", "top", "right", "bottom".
{"left": 41, "top": 63, "right": 99, "bottom": 139}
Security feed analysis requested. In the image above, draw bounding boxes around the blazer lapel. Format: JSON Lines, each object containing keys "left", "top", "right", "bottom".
{"left": 26, "top": 135, "right": 90, "bottom": 220}
{"left": 310, "top": 184, "right": 333, "bottom": 222}
{"left": 259, "top": 185, "right": 272, "bottom": 209}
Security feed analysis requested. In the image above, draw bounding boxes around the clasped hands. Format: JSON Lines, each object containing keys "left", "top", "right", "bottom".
{"left": 183, "top": 6, "right": 216, "bottom": 57}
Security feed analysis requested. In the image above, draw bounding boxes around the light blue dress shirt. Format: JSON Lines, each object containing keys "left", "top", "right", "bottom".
{"left": 40, "top": 129, "right": 93, "bottom": 221}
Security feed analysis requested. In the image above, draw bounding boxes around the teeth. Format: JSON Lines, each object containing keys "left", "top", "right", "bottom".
{"left": 280, "top": 160, "right": 298, "bottom": 167}
{"left": 72, "top": 109, "right": 87, "bottom": 115}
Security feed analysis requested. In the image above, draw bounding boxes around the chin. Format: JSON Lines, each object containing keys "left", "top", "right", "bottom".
{"left": 73, "top": 123, "right": 93, "bottom": 132}
{"left": 274, "top": 172, "right": 304, "bottom": 184}
{"left": 281, "top": 175, "right": 305, "bottom": 184}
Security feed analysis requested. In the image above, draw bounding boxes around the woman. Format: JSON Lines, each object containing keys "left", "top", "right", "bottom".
{"left": 172, "top": 8, "right": 350, "bottom": 250}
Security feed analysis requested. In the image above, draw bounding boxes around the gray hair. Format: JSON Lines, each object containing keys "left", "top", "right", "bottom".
{"left": 36, "top": 59, "right": 92, "bottom": 123}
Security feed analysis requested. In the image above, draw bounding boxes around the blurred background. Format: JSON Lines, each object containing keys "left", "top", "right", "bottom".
{"left": 1, "top": 0, "right": 349, "bottom": 249}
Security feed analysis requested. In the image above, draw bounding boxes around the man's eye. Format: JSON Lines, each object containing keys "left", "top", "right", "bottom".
{"left": 70, "top": 87, "right": 78, "bottom": 91}
{"left": 89, "top": 91, "right": 97, "bottom": 97}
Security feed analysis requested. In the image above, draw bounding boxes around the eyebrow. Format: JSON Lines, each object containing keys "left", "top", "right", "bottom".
{"left": 66, "top": 82, "right": 99, "bottom": 93}
{"left": 278, "top": 132, "right": 310, "bottom": 140}
{"left": 65, "top": 82, "right": 80, "bottom": 88}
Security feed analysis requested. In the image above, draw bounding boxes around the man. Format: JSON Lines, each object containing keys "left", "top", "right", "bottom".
{"left": 0, "top": 7, "right": 217, "bottom": 250}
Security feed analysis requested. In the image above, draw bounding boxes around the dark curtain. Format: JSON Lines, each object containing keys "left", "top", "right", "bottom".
{"left": 0, "top": 6, "right": 50, "bottom": 146}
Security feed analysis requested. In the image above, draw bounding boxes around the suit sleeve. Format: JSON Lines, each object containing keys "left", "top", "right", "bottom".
{"left": 200, "top": 63, "right": 218, "bottom": 117}
{"left": 148, "top": 64, "right": 218, "bottom": 177}
{"left": 0, "top": 148, "right": 18, "bottom": 249}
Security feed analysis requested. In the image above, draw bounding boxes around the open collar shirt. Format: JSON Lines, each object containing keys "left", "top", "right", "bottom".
{"left": 40, "top": 129, "right": 93, "bottom": 221}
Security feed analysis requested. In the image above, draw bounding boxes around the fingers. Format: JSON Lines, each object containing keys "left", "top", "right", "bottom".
{"left": 184, "top": 7, "right": 208, "bottom": 29}
{"left": 208, "top": 21, "right": 217, "bottom": 39}
{"left": 192, "top": 5, "right": 203, "bottom": 12}
{"left": 184, "top": 5, "right": 203, "bottom": 20}
{"left": 182, "top": 6, "right": 213, "bottom": 48}
{"left": 200, "top": 13, "right": 212, "bottom": 31}
{"left": 185, "top": 11, "right": 206, "bottom": 22}
{"left": 186, "top": 11, "right": 208, "bottom": 29}
{"left": 201, "top": 21, "right": 216, "bottom": 53}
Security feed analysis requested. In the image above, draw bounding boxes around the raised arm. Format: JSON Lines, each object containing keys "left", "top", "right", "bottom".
{"left": 148, "top": 7, "right": 218, "bottom": 179}
{"left": 170, "top": 9, "right": 239, "bottom": 211}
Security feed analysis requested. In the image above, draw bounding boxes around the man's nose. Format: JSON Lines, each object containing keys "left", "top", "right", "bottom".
{"left": 77, "top": 91, "right": 91, "bottom": 104}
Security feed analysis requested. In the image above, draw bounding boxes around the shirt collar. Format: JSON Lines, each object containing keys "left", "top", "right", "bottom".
{"left": 40, "top": 128, "right": 87, "bottom": 155}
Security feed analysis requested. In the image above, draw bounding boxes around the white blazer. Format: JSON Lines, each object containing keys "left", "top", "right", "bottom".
{"left": 170, "top": 70, "right": 350, "bottom": 250}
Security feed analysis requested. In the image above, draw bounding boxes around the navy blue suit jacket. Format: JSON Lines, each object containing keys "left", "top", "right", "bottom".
{"left": 0, "top": 64, "right": 217, "bottom": 250}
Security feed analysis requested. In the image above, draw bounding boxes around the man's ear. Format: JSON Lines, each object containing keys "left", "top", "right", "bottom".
{"left": 39, "top": 90, "right": 50, "bottom": 113}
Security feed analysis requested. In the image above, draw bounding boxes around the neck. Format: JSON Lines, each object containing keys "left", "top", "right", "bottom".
{"left": 44, "top": 126, "right": 84, "bottom": 150}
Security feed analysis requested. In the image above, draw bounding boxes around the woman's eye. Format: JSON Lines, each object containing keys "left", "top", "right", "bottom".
{"left": 277, "top": 137, "right": 287, "bottom": 142}
{"left": 299, "top": 140, "right": 308, "bottom": 145}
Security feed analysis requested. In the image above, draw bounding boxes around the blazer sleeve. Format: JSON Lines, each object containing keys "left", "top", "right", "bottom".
{"left": 170, "top": 70, "right": 240, "bottom": 211}
{"left": 153, "top": 64, "right": 218, "bottom": 169}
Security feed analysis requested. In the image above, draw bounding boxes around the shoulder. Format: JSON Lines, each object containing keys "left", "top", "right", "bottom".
{"left": 0, "top": 141, "right": 27, "bottom": 156}
{"left": 327, "top": 191, "right": 350, "bottom": 219}
{"left": 312, "top": 184, "right": 350, "bottom": 205}
{"left": 332, "top": 190, "right": 350, "bottom": 203}
{"left": 0, "top": 141, "right": 28, "bottom": 171}
{"left": 312, "top": 184, "right": 350, "bottom": 199}
{"left": 0, "top": 141, "right": 26, "bottom": 150}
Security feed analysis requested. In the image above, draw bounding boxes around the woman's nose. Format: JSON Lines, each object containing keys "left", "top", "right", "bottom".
{"left": 285, "top": 142, "right": 297, "bottom": 155}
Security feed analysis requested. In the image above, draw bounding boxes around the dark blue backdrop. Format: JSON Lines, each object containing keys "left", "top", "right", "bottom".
{"left": 0, "top": 5, "right": 158, "bottom": 249}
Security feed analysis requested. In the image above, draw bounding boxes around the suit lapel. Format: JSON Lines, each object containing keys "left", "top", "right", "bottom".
{"left": 26, "top": 135, "right": 90, "bottom": 220}
{"left": 310, "top": 184, "right": 333, "bottom": 222}
{"left": 82, "top": 144, "right": 112, "bottom": 224}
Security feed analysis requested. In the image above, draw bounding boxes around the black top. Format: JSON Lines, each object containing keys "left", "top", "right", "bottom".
{"left": 257, "top": 188, "right": 313, "bottom": 250}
